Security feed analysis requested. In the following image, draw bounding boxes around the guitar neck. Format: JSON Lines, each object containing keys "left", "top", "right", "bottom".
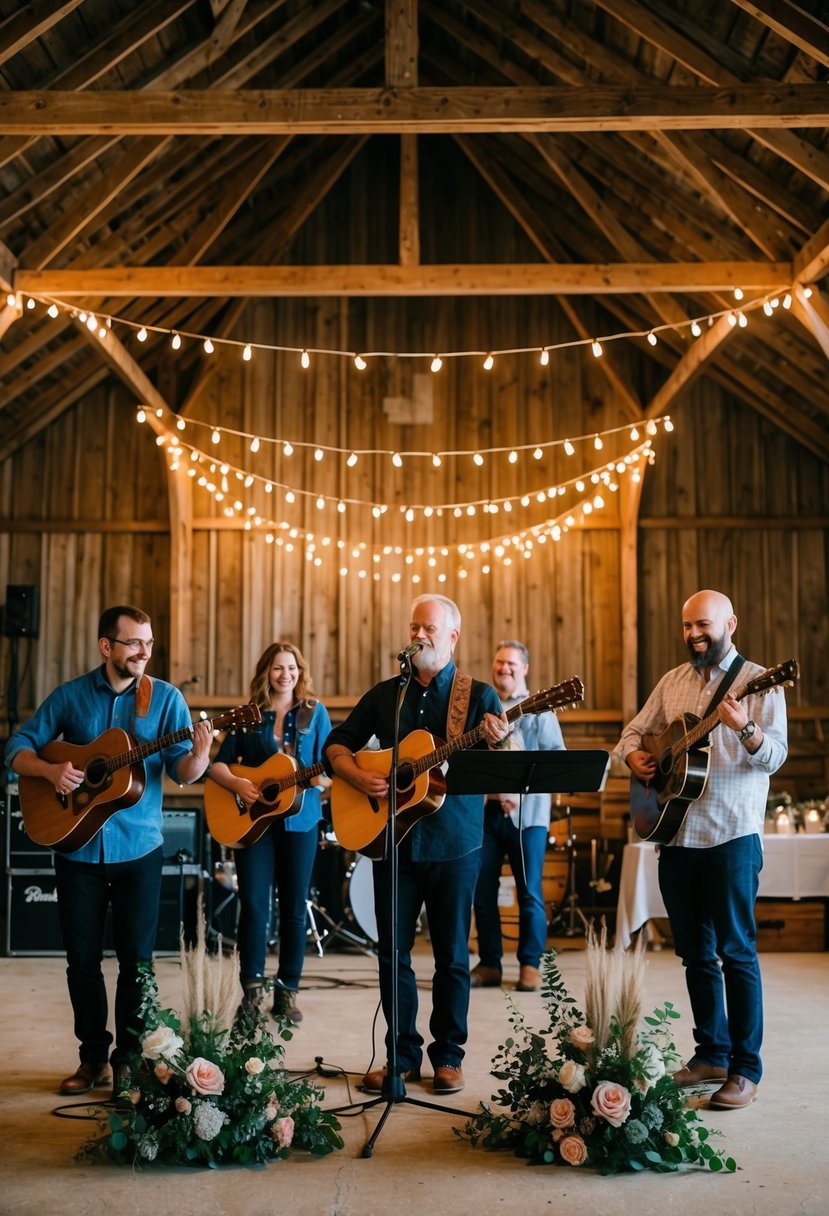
{"left": 673, "top": 683, "right": 750, "bottom": 758}
{"left": 277, "top": 759, "right": 326, "bottom": 792}
{"left": 409, "top": 701, "right": 525, "bottom": 778}
{"left": 106, "top": 724, "right": 200, "bottom": 774}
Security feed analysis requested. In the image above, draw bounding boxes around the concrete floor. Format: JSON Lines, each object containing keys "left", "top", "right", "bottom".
{"left": 0, "top": 938, "right": 827, "bottom": 1216}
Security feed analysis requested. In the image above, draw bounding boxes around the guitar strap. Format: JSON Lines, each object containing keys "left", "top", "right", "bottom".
{"left": 446, "top": 672, "right": 472, "bottom": 740}
{"left": 135, "top": 674, "right": 152, "bottom": 718}
{"left": 701, "top": 653, "right": 746, "bottom": 742}
{"left": 284, "top": 698, "right": 317, "bottom": 758}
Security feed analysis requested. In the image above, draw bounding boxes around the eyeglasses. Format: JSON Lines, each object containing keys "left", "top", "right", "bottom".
{"left": 107, "top": 636, "right": 154, "bottom": 651}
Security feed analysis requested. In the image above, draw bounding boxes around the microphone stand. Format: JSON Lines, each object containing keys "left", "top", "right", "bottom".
{"left": 325, "top": 647, "right": 474, "bottom": 1157}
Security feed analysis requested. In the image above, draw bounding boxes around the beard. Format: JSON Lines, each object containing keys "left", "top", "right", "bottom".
{"left": 687, "top": 629, "right": 731, "bottom": 670}
{"left": 413, "top": 644, "right": 449, "bottom": 679}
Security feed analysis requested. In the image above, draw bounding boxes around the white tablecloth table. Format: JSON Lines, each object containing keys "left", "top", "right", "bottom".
{"left": 615, "top": 835, "right": 829, "bottom": 949}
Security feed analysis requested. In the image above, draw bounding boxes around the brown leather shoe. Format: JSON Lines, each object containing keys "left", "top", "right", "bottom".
{"left": 672, "top": 1059, "right": 728, "bottom": 1088}
{"left": 59, "top": 1061, "right": 112, "bottom": 1095}
{"left": 272, "top": 985, "right": 303, "bottom": 1023}
{"left": 433, "top": 1064, "right": 464, "bottom": 1094}
{"left": 361, "top": 1065, "right": 421, "bottom": 1094}
{"left": 470, "top": 964, "right": 502, "bottom": 988}
{"left": 709, "top": 1075, "right": 758, "bottom": 1109}
{"left": 516, "top": 965, "right": 541, "bottom": 992}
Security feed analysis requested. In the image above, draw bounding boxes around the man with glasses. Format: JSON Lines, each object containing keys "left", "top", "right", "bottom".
{"left": 5, "top": 605, "right": 212, "bottom": 1099}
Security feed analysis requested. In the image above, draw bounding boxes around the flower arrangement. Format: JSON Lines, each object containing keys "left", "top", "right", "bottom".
{"left": 80, "top": 916, "right": 342, "bottom": 1168}
{"left": 460, "top": 931, "right": 737, "bottom": 1175}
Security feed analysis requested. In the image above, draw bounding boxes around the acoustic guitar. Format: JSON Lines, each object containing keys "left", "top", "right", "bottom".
{"left": 204, "top": 754, "right": 327, "bottom": 848}
{"left": 330, "top": 677, "right": 584, "bottom": 859}
{"left": 630, "top": 658, "right": 797, "bottom": 844}
{"left": 18, "top": 703, "right": 262, "bottom": 853}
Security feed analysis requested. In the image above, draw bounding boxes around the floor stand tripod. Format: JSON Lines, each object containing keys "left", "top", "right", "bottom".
{"left": 304, "top": 889, "right": 377, "bottom": 957}
{"left": 548, "top": 802, "right": 588, "bottom": 938}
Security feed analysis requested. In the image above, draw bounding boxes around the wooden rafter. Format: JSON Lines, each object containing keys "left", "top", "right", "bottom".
{"left": 727, "top": 0, "right": 829, "bottom": 70}
{"left": 0, "top": 0, "right": 84, "bottom": 68}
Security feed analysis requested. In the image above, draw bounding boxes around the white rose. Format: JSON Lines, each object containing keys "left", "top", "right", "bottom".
{"left": 245, "top": 1056, "right": 265, "bottom": 1075}
{"left": 141, "top": 1024, "right": 184, "bottom": 1061}
{"left": 558, "top": 1059, "right": 587, "bottom": 1093}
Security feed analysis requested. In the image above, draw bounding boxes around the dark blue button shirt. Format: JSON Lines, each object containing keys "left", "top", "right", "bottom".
{"left": 213, "top": 700, "right": 331, "bottom": 832}
{"left": 324, "top": 659, "right": 502, "bottom": 861}
{"left": 5, "top": 666, "right": 196, "bottom": 863}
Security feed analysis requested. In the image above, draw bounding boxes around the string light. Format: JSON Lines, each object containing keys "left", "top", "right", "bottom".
{"left": 242, "top": 343, "right": 252, "bottom": 361}
{"left": 734, "top": 287, "right": 744, "bottom": 300}
{"left": 171, "top": 332, "right": 182, "bottom": 350}
{"left": 347, "top": 452, "right": 359, "bottom": 467}
{"left": 301, "top": 349, "right": 310, "bottom": 369}
{"left": 354, "top": 354, "right": 367, "bottom": 370}
{"left": 564, "top": 440, "right": 575, "bottom": 456}
{"left": 591, "top": 340, "right": 603, "bottom": 358}
{"left": 483, "top": 353, "right": 494, "bottom": 371}
{"left": 690, "top": 321, "right": 702, "bottom": 337}
{"left": 137, "top": 327, "right": 148, "bottom": 342}
{"left": 431, "top": 355, "right": 442, "bottom": 373}
{"left": 647, "top": 332, "right": 657, "bottom": 346}
{"left": 203, "top": 338, "right": 214, "bottom": 354}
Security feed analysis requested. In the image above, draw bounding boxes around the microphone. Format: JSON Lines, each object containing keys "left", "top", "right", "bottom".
{"left": 398, "top": 641, "right": 424, "bottom": 661}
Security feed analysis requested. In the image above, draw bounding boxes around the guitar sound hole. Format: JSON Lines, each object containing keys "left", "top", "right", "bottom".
{"left": 85, "top": 757, "right": 111, "bottom": 791}
{"left": 395, "top": 763, "right": 415, "bottom": 795}
{"left": 258, "top": 782, "right": 279, "bottom": 806}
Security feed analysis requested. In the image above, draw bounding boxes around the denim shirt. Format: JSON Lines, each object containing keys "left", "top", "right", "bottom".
{"left": 5, "top": 665, "right": 196, "bottom": 863}
{"left": 213, "top": 699, "right": 331, "bottom": 833}
{"left": 500, "top": 692, "right": 566, "bottom": 830}
{"left": 324, "top": 659, "right": 503, "bottom": 861}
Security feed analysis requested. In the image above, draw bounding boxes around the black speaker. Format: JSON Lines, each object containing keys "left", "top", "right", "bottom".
{"left": 5, "top": 870, "right": 63, "bottom": 955}
{"left": 155, "top": 866, "right": 201, "bottom": 954}
{"left": 3, "top": 584, "right": 40, "bottom": 638}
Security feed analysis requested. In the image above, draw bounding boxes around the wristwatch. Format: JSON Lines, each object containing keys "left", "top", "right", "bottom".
{"left": 737, "top": 720, "right": 756, "bottom": 744}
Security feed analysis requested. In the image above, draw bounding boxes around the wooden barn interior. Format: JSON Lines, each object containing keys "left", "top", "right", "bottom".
{"left": 0, "top": 2, "right": 828, "bottom": 1212}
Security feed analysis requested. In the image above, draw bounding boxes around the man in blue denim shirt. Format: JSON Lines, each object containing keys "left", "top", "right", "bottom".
{"left": 325, "top": 594, "right": 510, "bottom": 1096}
{"left": 5, "top": 605, "right": 212, "bottom": 1097}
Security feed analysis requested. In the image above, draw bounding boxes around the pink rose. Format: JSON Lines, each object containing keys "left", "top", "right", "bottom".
{"left": 244, "top": 1057, "right": 265, "bottom": 1076}
{"left": 154, "top": 1062, "right": 174, "bottom": 1084}
{"left": 559, "top": 1134, "right": 588, "bottom": 1166}
{"left": 569, "top": 1025, "right": 595, "bottom": 1051}
{"left": 175, "top": 1097, "right": 192, "bottom": 1115}
{"left": 185, "top": 1057, "right": 225, "bottom": 1096}
{"left": 273, "top": 1115, "right": 294, "bottom": 1148}
{"left": 591, "top": 1080, "right": 632, "bottom": 1127}
{"left": 549, "top": 1098, "right": 576, "bottom": 1129}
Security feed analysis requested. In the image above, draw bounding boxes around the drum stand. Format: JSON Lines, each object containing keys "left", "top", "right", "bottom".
{"left": 305, "top": 890, "right": 376, "bottom": 957}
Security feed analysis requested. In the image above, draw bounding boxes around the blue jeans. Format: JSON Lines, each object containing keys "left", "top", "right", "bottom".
{"left": 233, "top": 821, "right": 318, "bottom": 990}
{"left": 53, "top": 846, "right": 163, "bottom": 1069}
{"left": 474, "top": 803, "right": 548, "bottom": 970}
{"left": 372, "top": 842, "right": 481, "bottom": 1071}
{"left": 658, "top": 834, "right": 764, "bottom": 1083}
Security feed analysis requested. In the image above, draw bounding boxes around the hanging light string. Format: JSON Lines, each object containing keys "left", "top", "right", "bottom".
{"left": 157, "top": 411, "right": 669, "bottom": 468}
{"left": 165, "top": 443, "right": 655, "bottom": 584}
{"left": 147, "top": 407, "right": 666, "bottom": 516}
{"left": 12, "top": 286, "right": 803, "bottom": 369}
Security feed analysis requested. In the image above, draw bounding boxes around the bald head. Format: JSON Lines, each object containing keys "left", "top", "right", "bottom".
{"left": 682, "top": 589, "right": 737, "bottom": 671}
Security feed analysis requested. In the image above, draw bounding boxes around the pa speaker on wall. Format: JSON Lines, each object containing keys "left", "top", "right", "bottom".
{"left": 3, "top": 585, "right": 40, "bottom": 638}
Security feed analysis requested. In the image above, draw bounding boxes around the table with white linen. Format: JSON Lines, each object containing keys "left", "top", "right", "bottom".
{"left": 615, "top": 835, "right": 829, "bottom": 949}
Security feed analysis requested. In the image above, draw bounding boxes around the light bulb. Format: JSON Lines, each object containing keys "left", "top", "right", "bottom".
{"left": 431, "top": 355, "right": 442, "bottom": 373}
{"left": 136, "top": 409, "right": 146, "bottom": 423}
{"left": 483, "top": 353, "right": 494, "bottom": 371}
{"left": 283, "top": 442, "right": 293, "bottom": 457}
{"left": 473, "top": 452, "right": 484, "bottom": 466}
{"left": 591, "top": 340, "right": 602, "bottom": 358}
{"left": 647, "top": 332, "right": 657, "bottom": 346}
{"left": 594, "top": 435, "right": 603, "bottom": 450}
{"left": 539, "top": 348, "right": 550, "bottom": 366}
{"left": 564, "top": 439, "right": 575, "bottom": 456}
{"left": 432, "top": 453, "right": 442, "bottom": 468}
{"left": 137, "top": 327, "right": 148, "bottom": 342}
{"left": 301, "top": 349, "right": 310, "bottom": 369}
{"left": 314, "top": 448, "right": 324, "bottom": 462}
{"left": 508, "top": 450, "right": 518, "bottom": 464}
{"left": 250, "top": 436, "right": 260, "bottom": 453}
{"left": 47, "top": 303, "right": 59, "bottom": 318}
{"left": 203, "top": 338, "right": 214, "bottom": 354}
{"left": 171, "top": 332, "right": 181, "bottom": 349}
{"left": 354, "top": 354, "right": 367, "bottom": 370}
{"left": 691, "top": 320, "right": 702, "bottom": 337}
{"left": 664, "top": 417, "right": 674, "bottom": 432}
{"left": 734, "top": 287, "right": 744, "bottom": 300}
{"left": 211, "top": 429, "right": 220, "bottom": 445}
{"left": 347, "top": 452, "right": 358, "bottom": 467}
{"left": 242, "top": 344, "right": 252, "bottom": 361}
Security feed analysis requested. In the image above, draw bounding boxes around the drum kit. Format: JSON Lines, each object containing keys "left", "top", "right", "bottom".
{"left": 207, "top": 830, "right": 379, "bottom": 956}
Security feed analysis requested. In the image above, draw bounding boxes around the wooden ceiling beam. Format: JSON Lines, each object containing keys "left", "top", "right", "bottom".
{"left": 0, "top": 84, "right": 827, "bottom": 135}
{"left": 727, "top": 0, "right": 829, "bottom": 70}
{"left": 16, "top": 262, "right": 793, "bottom": 299}
{"left": 793, "top": 214, "right": 829, "bottom": 285}
{"left": 593, "top": 0, "right": 829, "bottom": 190}
{"left": 791, "top": 284, "right": 829, "bottom": 365}
{"left": 50, "top": 0, "right": 197, "bottom": 90}
{"left": 0, "top": 0, "right": 84, "bottom": 68}
{"left": 645, "top": 315, "right": 737, "bottom": 419}
{"left": 387, "top": 0, "right": 420, "bottom": 268}
{"left": 453, "top": 134, "right": 643, "bottom": 422}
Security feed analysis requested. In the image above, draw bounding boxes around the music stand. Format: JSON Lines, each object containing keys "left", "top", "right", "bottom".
{"left": 446, "top": 750, "right": 610, "bottom": 797}
{"left": 449, "top": 750, "right": 611, "bottom": 944}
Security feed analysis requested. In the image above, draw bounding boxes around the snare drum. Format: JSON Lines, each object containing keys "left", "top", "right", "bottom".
{"left": 343, "top": 854, "right": 377, "bottom": 942}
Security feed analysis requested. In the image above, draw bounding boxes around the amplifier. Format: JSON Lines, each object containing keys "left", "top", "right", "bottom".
{"left": 5, "top": 870, "right": 63, "bottom": 956}
{"left": 4, "top": 866, "right": 202, "bottom": 957}
{"left": 4, "top": 789, "right": 55, "bottom": 869}
{"left": 161, "top": 808, "right": 202, "bottom": 864}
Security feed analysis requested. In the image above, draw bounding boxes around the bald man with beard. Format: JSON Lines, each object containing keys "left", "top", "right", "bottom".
{"left": 616, "top": 590, "right": 789, "bottom": 1110}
